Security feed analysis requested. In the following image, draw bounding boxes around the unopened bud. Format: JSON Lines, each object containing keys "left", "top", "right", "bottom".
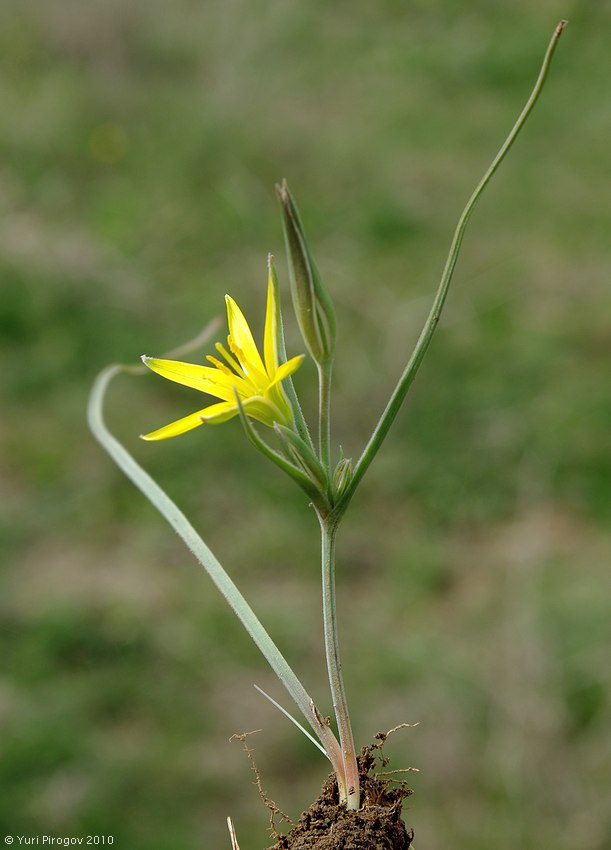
{"left": 276, "top": 179, "right": 336, "bottom": 366}
{"left": 332, "top": 457, "right": 353, "bottom": 502}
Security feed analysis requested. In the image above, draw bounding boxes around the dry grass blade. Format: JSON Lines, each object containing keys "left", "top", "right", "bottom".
{"left": 227, "top": 816, "right": 240, "bottom": 850}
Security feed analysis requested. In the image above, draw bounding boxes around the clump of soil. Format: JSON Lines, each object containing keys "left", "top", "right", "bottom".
{"left": 267, "top": 745, "right": 414, "bottom": 850}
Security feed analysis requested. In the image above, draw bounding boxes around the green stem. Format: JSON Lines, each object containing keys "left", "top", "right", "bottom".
{"left": 336, "top": 19, "right": 567, "bottom": 518}
{"left": 320, "top": 517, "right": 360, "bottom": 809}
{"left": 318, "top": 361, "right": 333, "bottom": 473}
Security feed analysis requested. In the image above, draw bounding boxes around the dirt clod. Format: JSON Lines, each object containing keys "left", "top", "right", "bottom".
{"left": 267, "top": 747, "right": 414, "bottom": 850}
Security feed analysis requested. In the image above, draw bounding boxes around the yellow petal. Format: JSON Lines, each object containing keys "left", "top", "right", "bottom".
{"left": 200, "top": 397, "right": 278, "bottom": 427}
{"left": 142, "top": 356, "right": 247, "bottom": 402}
{"left": 225, "top": 295, "right": 266, "bottom": 378}
{"left": 143, "top": 356, "right": 222, "bottom": 391}
{"left": 263, "top": 263, "right": 280, "bottom": 377}
{"left": 267, "top": 354, "right": 305, "bottom": 390}
{"left": 197, "top": 400, "right": 240, "bottom": 425}
{"left": 140, "top": 408, "right": 212, "bottom": 440}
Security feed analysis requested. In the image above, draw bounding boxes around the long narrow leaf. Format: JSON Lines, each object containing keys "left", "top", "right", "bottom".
{"left": 253, "top": 684, "right": 329, "bottom": 759}
{"left": 87, "top": 362, "right": 339, "bottom": 762}
{"left": 337, "top": 20, "right": 567, "bottom": 516}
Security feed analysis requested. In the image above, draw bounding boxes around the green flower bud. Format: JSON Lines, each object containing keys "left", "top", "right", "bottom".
{"left": 276, "top": 179, "right": 336, "bottom": 366}
{"left": 331, "top": 457, "right": 353, "bottom": 502}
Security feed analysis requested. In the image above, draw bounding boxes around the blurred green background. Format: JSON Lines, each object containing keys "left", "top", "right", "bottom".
{"left": 1, "top": 1, "right": 610, "bottom": 848}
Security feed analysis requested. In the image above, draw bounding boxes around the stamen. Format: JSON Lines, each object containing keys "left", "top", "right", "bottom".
{"left": 216, "top": 341, "right": 244, "bottom": 376}
{"left": 206, "top": 355, "right": 233, "bottom": 376}
{"left": 228, "top": 337, "right": 249, "bottom": 377}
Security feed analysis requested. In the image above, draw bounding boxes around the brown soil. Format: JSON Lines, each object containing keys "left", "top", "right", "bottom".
{"left": 267, "top": 746, "right": 414, "bottom": 850}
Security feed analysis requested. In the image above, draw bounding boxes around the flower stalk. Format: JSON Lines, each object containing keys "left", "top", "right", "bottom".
{"left": 317, "top": 361, "right": 333, "bottom": 477}
{"left": 319, "top": 515, "right": 360, "bottom": 809}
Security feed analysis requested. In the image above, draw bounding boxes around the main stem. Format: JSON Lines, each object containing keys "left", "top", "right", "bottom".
{"left": 317, "top": 361, "right": 333, "bottom": 471}
{"left": 320, "top": 516, "right": 360, "bottom": 809}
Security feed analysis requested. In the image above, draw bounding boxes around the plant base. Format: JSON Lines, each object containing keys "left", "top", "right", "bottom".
{"left": 267, "top": 748, "right": 414, "bottom": 850}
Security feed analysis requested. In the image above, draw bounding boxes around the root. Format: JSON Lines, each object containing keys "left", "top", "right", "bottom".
{"left": 373, "top": 722, "right": 420, "bottom": 770}
{"left": 375, "top": 767, "right": 420, "bottom": 781}
{"left": 230, "top": 731, "right": 294, "bottom": 838}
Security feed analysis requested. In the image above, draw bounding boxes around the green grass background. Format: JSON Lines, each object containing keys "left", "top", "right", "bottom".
{"left": 1, "top": 1, "right": 610, "bottom": 848}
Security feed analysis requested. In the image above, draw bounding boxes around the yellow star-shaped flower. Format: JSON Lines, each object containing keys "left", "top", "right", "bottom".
{"left": 141, "top": 271, "right": 304, "bottom": 440}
